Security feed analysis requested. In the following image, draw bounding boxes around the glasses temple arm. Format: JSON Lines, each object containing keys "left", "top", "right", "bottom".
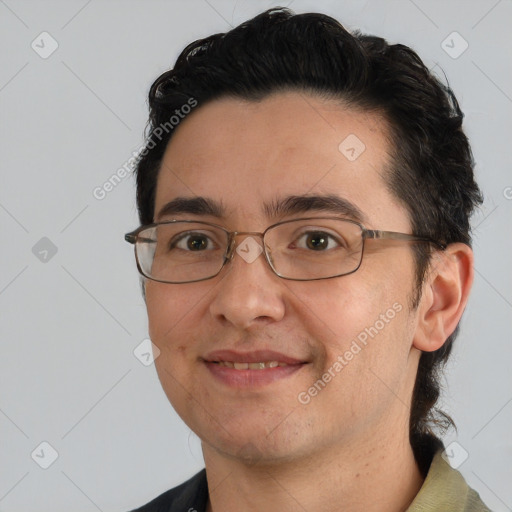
{"left": 364, "top": 230, "right": 446, "bottom": 249}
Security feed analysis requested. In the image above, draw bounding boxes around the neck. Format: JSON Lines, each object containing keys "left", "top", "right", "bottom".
{"left": 203, "top": 425, "right": 424, "bottom": 512}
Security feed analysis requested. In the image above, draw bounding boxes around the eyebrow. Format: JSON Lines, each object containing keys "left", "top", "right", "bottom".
{"left": 264, "top": 194, "right": 366, "bottom": 223}
{"left": 156, "top": 196, "right": 225, "bottom": 220}
{"left": 156, "top": 194, "right": 366, "bottom": 224}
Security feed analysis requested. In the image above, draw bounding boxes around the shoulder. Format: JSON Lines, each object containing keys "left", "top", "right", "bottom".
{"left": 128, "top": 469, "right": 208, "bottom": 512}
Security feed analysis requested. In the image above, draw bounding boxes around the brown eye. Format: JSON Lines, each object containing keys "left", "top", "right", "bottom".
{"left": 171, "top": 233, "right": 215, "bottom": 251}
{"left": 294, "top": 231, "right": 342, "bottom": 251}
{"left": 306, "top": 232, "right": 329, "bottom": 250}
{"left": 186, "top": 235, "right": 209, "bottom": 251}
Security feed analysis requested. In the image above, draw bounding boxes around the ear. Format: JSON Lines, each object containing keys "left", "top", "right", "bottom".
{"left": 413, "top": 243, "right": 474, "bottom": 352}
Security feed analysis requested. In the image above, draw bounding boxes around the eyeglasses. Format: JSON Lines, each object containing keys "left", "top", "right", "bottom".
{"left": 124, "top": 217, "right": 445, "bottom": 284}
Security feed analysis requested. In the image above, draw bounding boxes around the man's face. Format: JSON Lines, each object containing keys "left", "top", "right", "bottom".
{"left": 145, "top": 92, "right": 423, "bottom": 463}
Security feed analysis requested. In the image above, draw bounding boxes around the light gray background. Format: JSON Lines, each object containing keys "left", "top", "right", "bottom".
{"left": 0, "top": 0, "right": 511, "bottom": 510}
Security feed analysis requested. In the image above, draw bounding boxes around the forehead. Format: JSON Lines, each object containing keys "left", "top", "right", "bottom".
{"left": 154, "top": 91, "right": 409, "bottom": 230}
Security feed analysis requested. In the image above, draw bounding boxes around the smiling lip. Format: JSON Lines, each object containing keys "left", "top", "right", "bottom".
{"left": 203, "top": 349, "right": 307, "bottom": 388}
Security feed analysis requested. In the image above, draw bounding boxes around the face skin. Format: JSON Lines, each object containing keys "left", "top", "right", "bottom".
{"left": 144, "top": 92, "right": 473, "bottom": 512}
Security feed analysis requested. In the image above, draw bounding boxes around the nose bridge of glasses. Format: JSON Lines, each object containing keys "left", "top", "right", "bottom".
{"left": 225, "top": 231, "right": 266, "bottom": 260}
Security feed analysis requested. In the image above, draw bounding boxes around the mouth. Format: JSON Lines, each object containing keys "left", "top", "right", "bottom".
{"left": 213, "top": 360, "right": 290, "bottom": 370}
{"left": 203, "top": 350, "right": 307, "bottom": 387}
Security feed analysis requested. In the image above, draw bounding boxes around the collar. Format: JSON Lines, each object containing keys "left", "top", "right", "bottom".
{"left": 407, "top": 449, "right": 491, "bottom": 511}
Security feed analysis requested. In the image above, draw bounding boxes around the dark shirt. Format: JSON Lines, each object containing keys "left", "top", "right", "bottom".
{"left": 130, "top": 469, "right": 208, "bottom": 512}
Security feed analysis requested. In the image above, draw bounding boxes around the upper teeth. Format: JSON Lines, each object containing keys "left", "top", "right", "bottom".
{"left": 217, "top": 361, "right": 286, "bottom": 370}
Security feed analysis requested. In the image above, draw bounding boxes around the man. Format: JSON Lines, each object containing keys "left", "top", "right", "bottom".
{"left": 125, "top": 7, "right": 490, "bottom": 511}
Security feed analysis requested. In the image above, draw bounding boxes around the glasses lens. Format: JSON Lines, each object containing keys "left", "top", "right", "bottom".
{"left": 265, "top": 218, "right": 364, "bottom": 280}
{"left": 136, "top": 222, "right": 229, "bottom": 283}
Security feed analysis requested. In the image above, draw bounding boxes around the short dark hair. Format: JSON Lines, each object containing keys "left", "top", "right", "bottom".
{"left": 134, "top": 7, "right": 482, "bottom": 463}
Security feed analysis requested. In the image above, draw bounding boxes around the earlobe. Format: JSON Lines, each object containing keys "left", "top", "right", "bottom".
{"left": 413, "top": 243, "right": 474, "bottom": 352}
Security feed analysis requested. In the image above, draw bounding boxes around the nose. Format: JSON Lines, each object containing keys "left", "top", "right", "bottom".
{"left": 208, "top": 234, "right": 286, "bottom": 329}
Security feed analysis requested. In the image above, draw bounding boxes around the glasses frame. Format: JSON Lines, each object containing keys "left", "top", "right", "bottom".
{"left": 125, "top": 217, "right": 446, "bottom": 284}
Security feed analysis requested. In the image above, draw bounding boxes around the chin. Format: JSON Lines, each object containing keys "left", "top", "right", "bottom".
{"left": 198, "top": 417, "right": 313, "bottom": 467}
{"left": 204, "top": 436, "right": 302, "bottom": 466}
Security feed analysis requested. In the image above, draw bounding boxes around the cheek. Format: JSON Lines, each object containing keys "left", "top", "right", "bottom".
{"left": 293, "top": 264, "right": 413, "bottom": 382}
{"left": 293, "top": 278, "right": 414, "bottom": 436}
{"left": 145, "top": 281, "right": 211, "bottom": 344}
{"left": 292, "top": 274, "right": 385, "bottom": 347}
{"left": 146, "top": 284, "right": 205, "bottom": 393}
{"left": 146, "top": 284, "right": 204, "bottom": 422}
